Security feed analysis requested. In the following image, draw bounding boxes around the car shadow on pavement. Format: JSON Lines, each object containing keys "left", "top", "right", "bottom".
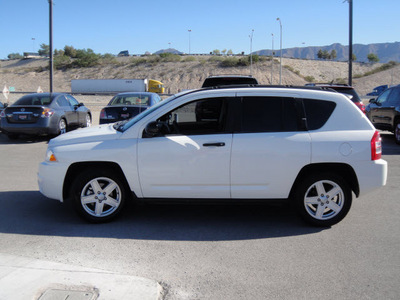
{"left": 0, "top": 133, "right": 51, "bottom": 144}
{"left": 0, "top": 191, "right": 325, "bottom": 241}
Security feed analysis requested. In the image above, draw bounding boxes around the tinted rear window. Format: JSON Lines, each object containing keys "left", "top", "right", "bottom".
{"left": 303, "top": 99, "right": 336, "bottom": 130}
{"left": 13, "top": 95, "right": 53, "bottom": 106}
{"left": 329, "top": 87, "right": 361, "bottom": 102}
{"left": 240, "top": 97, "right": 301, "bottom": 132}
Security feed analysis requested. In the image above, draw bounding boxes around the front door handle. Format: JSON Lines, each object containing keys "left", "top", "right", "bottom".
{"left": 203, "top": 142, "right": 225, "bottom": 147}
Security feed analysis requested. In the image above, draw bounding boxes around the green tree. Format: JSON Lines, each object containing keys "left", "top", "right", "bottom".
{"left": 64, "top": 45, "right": 77, "bottom": 58}
{"left": 330, "top": 50, "right": 337, "bottom": 60}
{"left": 73, "top": 48, "right": 101, "bottom": 67}
{"left": 212, "top": 49, "right": 220, "bottom": 55}
{"left": 54, "top": 49, "right": 65, "bottom": 56}
{"left": 367, "top": 53, "right": 379, "bottom": 63}
{"left": 227, "top": 49, "right": 233, "bottom": 55}
{"left": 7, "top": 53, "right": 23, "bottom": 59}
{"left": 317, "top": 49, "right": 323, "bottom": 59}
{"left": 38, "top": 43, "right": 49, "bottom": 56}
{"left": 352, "top": 53, "right": 357, "bottom": 61}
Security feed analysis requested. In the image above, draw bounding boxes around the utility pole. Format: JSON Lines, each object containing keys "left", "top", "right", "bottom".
{"left": 249, "top": 29, "right": 254, "bottom": 75}
{"left": 348, "top": 0, "right": 353, "bottom": 86}
{"left": 49, "top": 0, "right": 54, "bottom": 93}
{"left": 271, "top": 33, "right": 274, "bottom": 84}
{"left": 277, "top": 18, "right": 282, "bottom": 85}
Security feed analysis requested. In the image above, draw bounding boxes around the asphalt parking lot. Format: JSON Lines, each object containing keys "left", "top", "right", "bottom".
{"left": 0, "top": 128, "right": 399, "bottom": 299}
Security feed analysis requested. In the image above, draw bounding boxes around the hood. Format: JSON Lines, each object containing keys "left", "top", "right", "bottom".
{"left": 49, "top": 124, "right": 121, "bottom": 147}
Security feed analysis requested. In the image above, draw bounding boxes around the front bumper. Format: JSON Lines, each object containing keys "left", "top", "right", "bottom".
{"left": 38, "top": 161, "right": 69, "bottom": 202}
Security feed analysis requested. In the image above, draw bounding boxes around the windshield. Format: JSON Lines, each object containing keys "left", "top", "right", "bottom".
{"left": 115, "top": 94, "right": 177, "bottom": 132}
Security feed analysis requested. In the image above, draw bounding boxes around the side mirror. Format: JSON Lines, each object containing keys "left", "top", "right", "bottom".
{"left": 144, "top": 121, "right": 160, "bottom": 137}
{"left": 369, "top": 98, "right": 376, "bottom": 104}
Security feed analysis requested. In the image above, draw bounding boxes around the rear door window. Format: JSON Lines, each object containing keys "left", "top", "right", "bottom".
{"left": 239, "top": 96, "right": 301, "bottom": 133}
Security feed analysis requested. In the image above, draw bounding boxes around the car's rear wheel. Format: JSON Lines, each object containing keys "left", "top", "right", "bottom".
{"left": 394, "top": 121, "right": 400, "bottom": 145}
{"left": 70, "top": 169, "right": 127, "bottom": 223}
{"left": 58, "top": 118, "right": 67, "bottom": 135}
{"left": 294, "top": 173, "right": 352, "bottom": 227}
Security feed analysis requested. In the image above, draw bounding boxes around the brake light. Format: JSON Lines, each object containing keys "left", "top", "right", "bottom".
{"left": 100, "top": 109, "right": 107, "bottom": 119}
{"left": 356, "top": 102, "right": 366, "bottom": 114}
{"left": 0, "top": 110, "right": 4, "bottom": 118}
{"left": 371, "top": 130, "right": 382, "bottom": 160}
{"left": 41, "top": 108, "right": 55, "bottom": 118}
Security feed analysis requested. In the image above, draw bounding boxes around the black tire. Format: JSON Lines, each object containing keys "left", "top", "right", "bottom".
{"left": 394, "top": 121, "right": 400, "bottom": 145}
{"left": 293, "top": 173, "right": 352, "bottom": 227}
{"left": 70, "top": 168, "right": 128, "bottom": 223}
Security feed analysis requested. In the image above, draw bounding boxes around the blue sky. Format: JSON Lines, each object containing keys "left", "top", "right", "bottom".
{"left": 0, "top": 0, "right": 398, "bottom": 59}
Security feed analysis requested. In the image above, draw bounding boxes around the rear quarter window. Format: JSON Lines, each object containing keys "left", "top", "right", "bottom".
{"left": 303, "top": 98, "right": 336, "bottom": 130}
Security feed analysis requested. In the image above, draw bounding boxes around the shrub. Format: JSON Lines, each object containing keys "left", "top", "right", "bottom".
{"left": 73, "top": 49, "right": 101, "bottom": 67}
{"left": 183, "top": 56, "right": 196, "bottom": 62}
{"left": 159, "top": 53, "right": 181, "bottom": 62}
{"left": 304, "top": 76, "right": 315, "bottom": 82}
{"left": 54, "top": 55, "right": 72, "bottom": 70}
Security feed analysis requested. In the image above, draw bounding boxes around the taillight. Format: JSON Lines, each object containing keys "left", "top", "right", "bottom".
{"left": 356, "top": 102, "right": 366, "bottom": 114}
{"left": 41, "top": 108, "right": 55, "bottom": 118}
{"left": 371, "top": 130, "right": 382, "bottom": 160}
{"left": 0, "top": 110, "right": 5, "bottom": 118}
{"left": 100, "top": 109, "right": 107, "bottom": 119}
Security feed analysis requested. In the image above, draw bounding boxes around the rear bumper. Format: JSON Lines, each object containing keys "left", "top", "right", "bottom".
{"left": 0, "top": 118, "right": 57, "bottom": 135}
{"left": 354, "top": 159, "right": 387, "bottom": 196}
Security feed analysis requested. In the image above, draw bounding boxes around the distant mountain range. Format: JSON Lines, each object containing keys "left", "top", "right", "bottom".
{"left": 153, "top": 42, "right": 399, "bottom": 63}
{"left": 255, "top": 42, "right": 400, "bottom": 63}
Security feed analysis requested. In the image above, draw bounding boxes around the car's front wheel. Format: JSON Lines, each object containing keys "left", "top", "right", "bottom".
{"left": 294, "top": 173, "right": 352, "bottom": 227}
{"left": 70, "top": 169, "right": 128, "bottom": 223}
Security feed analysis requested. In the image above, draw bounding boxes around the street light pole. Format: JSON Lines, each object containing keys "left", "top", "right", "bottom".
{"left": 348, "top": 0, "right": 353, "bottom": 86}
{"left": 188, "top": 29, "right": 192, "bottom": 55}
{"left": 277, "top": 18, "right": 282, "bottom": 85}
{"left": 49, "top": 0, "right": 53, "bottom": 93}
{"left": 271, "top": 33, "right": 274, "bottom": 84}
{"left": 249, "top": 29, "right": 254, "bottom": 75}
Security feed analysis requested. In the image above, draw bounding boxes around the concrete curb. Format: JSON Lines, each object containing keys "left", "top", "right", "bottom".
{"left": 0, "top": 253, "right": 161, "bottom": 300}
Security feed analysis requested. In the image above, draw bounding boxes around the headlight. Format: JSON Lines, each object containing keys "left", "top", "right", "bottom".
{"left": 45, "top": 149, "right": 57, "bottom": 162}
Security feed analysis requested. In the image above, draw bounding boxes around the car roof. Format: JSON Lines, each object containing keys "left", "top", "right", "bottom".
{"left": 115, "top": 92, "right": 157, "bottom": 96}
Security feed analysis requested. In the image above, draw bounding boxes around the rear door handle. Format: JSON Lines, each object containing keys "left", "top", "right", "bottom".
{"left": 203, "top": 142, "right": 225, "bottom": 147}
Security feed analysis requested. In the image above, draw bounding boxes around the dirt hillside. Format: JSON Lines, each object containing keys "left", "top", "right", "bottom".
{"left": 1, "top": 56, "right": 399, "bottom": 105}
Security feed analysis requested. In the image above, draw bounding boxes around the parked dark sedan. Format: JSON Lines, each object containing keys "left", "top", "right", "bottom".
{"left": 366, "top": 84, "right": 400, "bottom": 144}
{"left": 0, "top": 93, "right": 91, "bottom": 139}
{"left": 99, "top": 92, "right": 162, "bottom": 125}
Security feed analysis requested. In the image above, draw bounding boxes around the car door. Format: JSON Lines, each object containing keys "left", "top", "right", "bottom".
{"left": 385, "top": 87, "right": 400, "bottom": 128}
{"left": 56, "top": 95, "right": 76, "bottom": 124}
{"left": 230, "top": 95, "right": 311, "bottom": 199}
{"left": 368, "top": 88, "right": 393, "bottom": 129}
{"left": 137, "top": 96, "right": 234, "bottom": 199}
{"left": 66, "top": 95, "right": 82, "bottom": 125}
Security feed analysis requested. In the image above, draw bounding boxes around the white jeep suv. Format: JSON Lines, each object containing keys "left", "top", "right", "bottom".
{"left": 38, "top": 86, "right": 387, "bottom": 226}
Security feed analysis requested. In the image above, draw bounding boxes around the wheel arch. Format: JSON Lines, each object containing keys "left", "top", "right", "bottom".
{"left": 289, "top": 163, "right": 360, "bottom": 199}
{"left": 63, "top": 161, "right": 133, "bottom": 202}
{"left": 393, "top": 115, "right": 400, "bottom": 130}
